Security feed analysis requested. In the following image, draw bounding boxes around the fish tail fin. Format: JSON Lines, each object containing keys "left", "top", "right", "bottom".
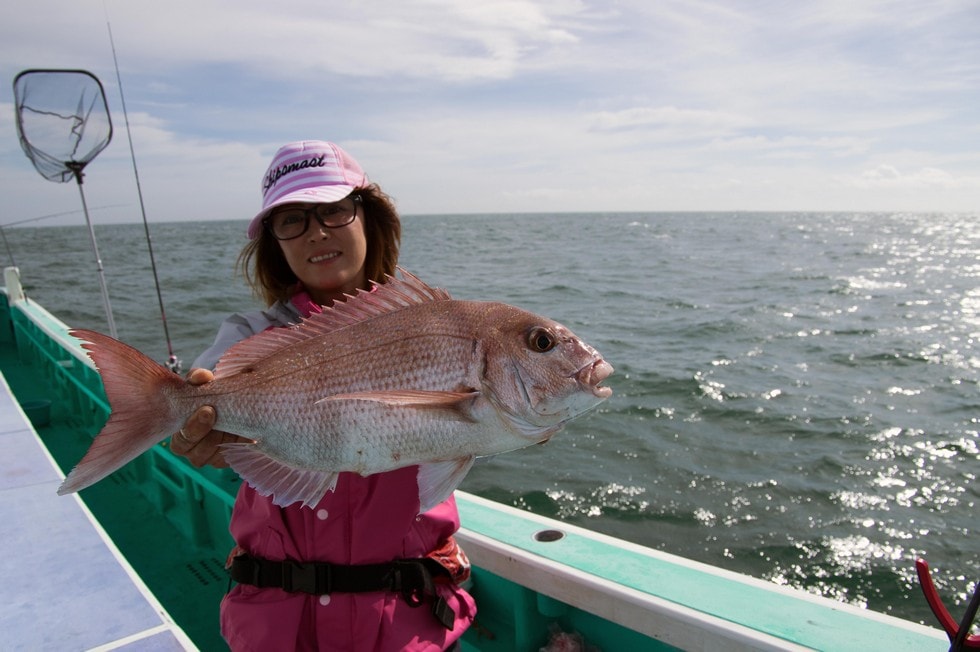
{"left": 58, "top": 329, "right": 187, "bottom": 496}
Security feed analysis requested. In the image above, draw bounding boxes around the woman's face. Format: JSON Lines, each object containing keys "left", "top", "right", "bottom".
{"left": 275, "top": 200, "right": 369, "bottom": 305}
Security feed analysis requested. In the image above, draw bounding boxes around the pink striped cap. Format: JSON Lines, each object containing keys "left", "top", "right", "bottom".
{"left": 247, "top": 140, "right": 368, "bottom": 239}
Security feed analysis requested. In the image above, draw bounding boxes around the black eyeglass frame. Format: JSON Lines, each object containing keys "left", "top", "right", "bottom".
{"left": 263, "top": 194, "right": 362, "bottom": 240}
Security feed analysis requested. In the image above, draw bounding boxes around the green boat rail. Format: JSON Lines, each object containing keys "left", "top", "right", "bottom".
{"left": 1, "top": 266, "right": 950, "bottom": 651}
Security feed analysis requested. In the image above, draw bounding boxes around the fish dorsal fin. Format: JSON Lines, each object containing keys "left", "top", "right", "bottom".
{"left": 215, "top": 268, "right": 451, "bottom": 379}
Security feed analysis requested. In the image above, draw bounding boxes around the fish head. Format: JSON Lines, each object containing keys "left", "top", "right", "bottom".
{"left": 481, "top": 304, "right": 613, "bottom": 440}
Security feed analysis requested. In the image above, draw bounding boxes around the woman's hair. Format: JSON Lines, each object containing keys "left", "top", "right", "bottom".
{"left": 238, "top": 183, "right": 401, "bottom": 306}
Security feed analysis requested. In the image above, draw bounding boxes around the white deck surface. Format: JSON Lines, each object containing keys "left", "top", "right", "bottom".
{"left": 0, "top": 368, "right": 197, "bottom": 651}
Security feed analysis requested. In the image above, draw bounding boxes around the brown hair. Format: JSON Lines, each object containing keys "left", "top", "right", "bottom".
{"left": 238, "top": 183, "right": 401, "bottom": 306}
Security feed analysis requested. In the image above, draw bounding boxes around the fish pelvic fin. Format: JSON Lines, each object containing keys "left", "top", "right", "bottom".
{"left": 221, "top": 442, "right": 339, "bottom": 509}
{"left": 315, "top": 389, "right": 480, "bottom": 422}
{"left": 58, "top": 329, "right": 186, "bottom": 496}
{"left": 417, "top": 457, "right": 476, "bottom": 514}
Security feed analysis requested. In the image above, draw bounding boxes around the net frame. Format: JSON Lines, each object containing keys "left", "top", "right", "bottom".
{"left": 13, "top": 69, "right": 113, "bottom": 183}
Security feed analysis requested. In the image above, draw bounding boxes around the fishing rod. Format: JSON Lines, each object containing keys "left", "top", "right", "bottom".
{"left": 105, "top": 15, "right": 181, "bottom": 373}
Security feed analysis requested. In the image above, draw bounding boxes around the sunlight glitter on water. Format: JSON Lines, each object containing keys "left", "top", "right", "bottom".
{"left": 541, "top": 483, "right": 652, "bottom": 520}
{"left": 825, "top": 535, "right": 907, "bottom": 571}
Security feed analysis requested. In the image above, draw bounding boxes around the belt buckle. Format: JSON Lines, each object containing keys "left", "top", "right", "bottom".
{"left": 282, "top": 560, "right": 321, "bottom": 594}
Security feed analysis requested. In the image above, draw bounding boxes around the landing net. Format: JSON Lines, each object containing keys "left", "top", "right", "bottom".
{"left": 12, "top": 69, "right": 117, "bottom": 338}
{"left": 13, "top": 69, "right": 112, "bottom": 183}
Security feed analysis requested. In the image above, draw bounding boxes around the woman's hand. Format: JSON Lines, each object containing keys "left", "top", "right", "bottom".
{"left": 170, "top": 368, "right": 253, "bottom": 467}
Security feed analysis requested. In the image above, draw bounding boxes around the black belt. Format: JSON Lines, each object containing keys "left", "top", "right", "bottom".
{"left": 229, "top": 554, "right": 455, "bottom": 629}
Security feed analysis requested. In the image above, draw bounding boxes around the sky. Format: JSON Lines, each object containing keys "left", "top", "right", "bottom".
{"left": 0, "top": 0, "right": 978, "bottom": 228}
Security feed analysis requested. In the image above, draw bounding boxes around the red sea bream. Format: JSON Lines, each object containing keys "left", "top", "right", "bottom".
{"left": 58, "top": 269, "right": 613, "bottom": 511}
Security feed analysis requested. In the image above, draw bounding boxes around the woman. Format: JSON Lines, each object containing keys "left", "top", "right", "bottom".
{"left": 172, "top": 140, "right": 476, "bottom": 651}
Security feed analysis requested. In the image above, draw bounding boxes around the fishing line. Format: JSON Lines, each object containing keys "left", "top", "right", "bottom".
{"left": 104, "top": 12, "right": 181, "bottom": 373}
{"left": 1, "top": 205, "right": 127, "bottom": 268}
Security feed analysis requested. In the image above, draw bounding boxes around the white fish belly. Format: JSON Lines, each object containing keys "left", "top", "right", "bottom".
{"left": 214, "top": 387, "right": 525, "bottom": 475}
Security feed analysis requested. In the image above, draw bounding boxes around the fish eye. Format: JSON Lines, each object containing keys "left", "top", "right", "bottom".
{"left": 527, "top": 327, "right": 557, "bottom": 353}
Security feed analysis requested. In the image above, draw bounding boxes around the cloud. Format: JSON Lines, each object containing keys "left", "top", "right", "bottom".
{"left": 847, "top": 164, "right": 977, "bottom": 189}
{"left": 1, "top": 1, "right": 978, "bottom": 219}
{"left": 84, "top": 0, "right": 589, "bottom": 84}
{"left": 589, "top": 106, "right": 748, "bottom": 136}
{"left": 707, "top": 135, "right": 872, "bottom": 160}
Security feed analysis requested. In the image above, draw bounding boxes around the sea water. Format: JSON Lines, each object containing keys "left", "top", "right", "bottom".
{"left": 4, "top": 211, "right": 978, "bottom": 626}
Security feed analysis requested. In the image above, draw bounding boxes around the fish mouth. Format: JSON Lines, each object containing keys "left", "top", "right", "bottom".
{"left": 575, "top": 358, "right": 613, "bottom": 398}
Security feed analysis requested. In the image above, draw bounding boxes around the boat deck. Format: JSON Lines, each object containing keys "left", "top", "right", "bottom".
{"left": 0, "top": 369, "right": 197, "bottom": 651}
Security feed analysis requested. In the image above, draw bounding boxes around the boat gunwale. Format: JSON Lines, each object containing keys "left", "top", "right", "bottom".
{"left": 454, "top": 491, "right": 948, "bottom": 651}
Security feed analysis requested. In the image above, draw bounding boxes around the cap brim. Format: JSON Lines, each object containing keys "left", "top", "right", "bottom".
{"left": 247, "top": 185, "right": 357, "bottom": 239}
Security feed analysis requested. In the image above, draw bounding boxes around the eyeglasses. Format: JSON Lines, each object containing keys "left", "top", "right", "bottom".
{"left": 264, "top": 195, "right": 361, "bottom": 240}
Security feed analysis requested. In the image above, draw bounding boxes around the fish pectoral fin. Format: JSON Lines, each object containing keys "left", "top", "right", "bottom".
{"left": 316, "top": 390, "right": 480, "bottom": 421}
{"left": 416, "top": 457, "right": 476, "bottom": 514}
{"left": 221, "top": 442, "right": 339, "bottom": 509}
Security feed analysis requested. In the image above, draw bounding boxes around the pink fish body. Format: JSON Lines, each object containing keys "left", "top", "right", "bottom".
{"left": 59, "top": 269, "right": 613, "bottom": 511}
